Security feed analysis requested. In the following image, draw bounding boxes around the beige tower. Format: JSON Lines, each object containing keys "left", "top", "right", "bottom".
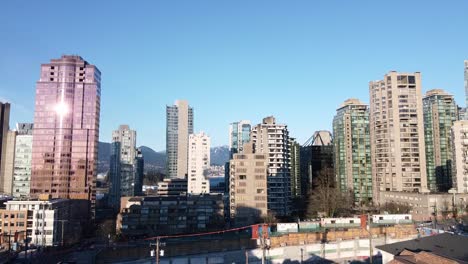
{"left": 188, "top": 132, "right": 210, "bottom": 194}
{"left": 451, "top": 120, "right": 468, "bottom": 193}
{"left": 369, "top": 72, "right": 428, "bottom": 201}
{"left": 1, "top": 130, "right": 16, "bottom": 195}
{"left": 229, "top": 142, "right": 268, "bottom": 225}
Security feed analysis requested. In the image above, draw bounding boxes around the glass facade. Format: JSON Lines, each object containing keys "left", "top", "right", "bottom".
{"left": 423, "top": 90, "right": 458, "bottom": 192}
{"left": 30, "top": 55, "right": 101, "bottom": 206}
{"left": 333, "top": 99, "right": 372, "bottom": 203}
{"left": 229, "top": 120, "right": 251, "bottom": 156}
{"left": 289, "top": 138, "right": 301, "bottom": 197}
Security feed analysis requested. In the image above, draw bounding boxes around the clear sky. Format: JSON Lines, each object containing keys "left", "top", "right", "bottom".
{"left": 1, "top": 1, "right": 467, "bottom": 150}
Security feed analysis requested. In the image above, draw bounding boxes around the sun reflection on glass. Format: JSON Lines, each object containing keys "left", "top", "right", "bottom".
{"left": 54, "top": 102, "right": 69, "bottom": 116}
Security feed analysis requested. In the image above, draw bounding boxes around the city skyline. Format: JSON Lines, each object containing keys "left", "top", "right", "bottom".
{"left": 1, "top": 1, "right": 468, "bottom": 150}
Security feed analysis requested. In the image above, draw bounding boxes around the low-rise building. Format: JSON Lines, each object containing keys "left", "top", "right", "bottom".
{"left": 0, "top": 199, "right": 89, "bottom": 247}
{"left": 379, "top": 191, "right": 468, "bottom": 221}
{"left": 157, "top": 178, "right": 188, "bottom": 196}
{"left": 117, "top": 194, "right": 224, "bottom": 237}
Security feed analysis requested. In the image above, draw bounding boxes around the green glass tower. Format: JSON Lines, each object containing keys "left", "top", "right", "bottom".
{"left": 289, "top": 138, "right": 301, "bottom": 198}
{"left": 333, "top": 99, "right": 372, "bottom": 204}
{"left": 423, "top": 89, "right": 458, "bottom": 192}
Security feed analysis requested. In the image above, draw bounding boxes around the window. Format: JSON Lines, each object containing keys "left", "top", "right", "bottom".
{"left": 239, "top": 175, "right": 246, "bottom": 180}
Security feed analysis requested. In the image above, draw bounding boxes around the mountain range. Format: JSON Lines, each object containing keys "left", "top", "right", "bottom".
{"left": 97, "top": 142, "right": 229, "bottom": 174}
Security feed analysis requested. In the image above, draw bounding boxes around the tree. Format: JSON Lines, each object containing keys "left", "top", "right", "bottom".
{"left": 380, "top": 201, "right": 412, "bottom": 214}
{"left": 306, "top": 167, "right": 353, "bottom": 218}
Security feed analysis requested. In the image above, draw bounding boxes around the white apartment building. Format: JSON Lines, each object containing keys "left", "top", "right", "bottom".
{"left": 188, "top": 132, "right": 210, "bottom": 194}
{"left": 12, "top": 123, "right": 33, "bottom": 198}
{"left": 451, "top": 120, "right": 468, "bottom": 193}
{"left": 0, "top": 199, "right": 88, "bottom": 247}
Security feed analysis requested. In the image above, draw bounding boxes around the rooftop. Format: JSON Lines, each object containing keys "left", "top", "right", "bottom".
{"left": 377, "top": 233, "right": 468, "bottom": 263}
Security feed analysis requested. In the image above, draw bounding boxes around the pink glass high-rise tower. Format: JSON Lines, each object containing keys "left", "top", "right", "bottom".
{"left": 31, "top": 55, "right": 101, "bottom": 206}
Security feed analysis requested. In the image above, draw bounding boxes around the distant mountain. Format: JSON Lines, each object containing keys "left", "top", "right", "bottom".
{"left": 139, "top": 146, "right": 166, "bottom": 170}
{"left": 210, "top": 145, "right": 230, "bottom": 166}
{"left": 97, "top": 142, "right": 229, "bottom": 173}
{"left": 97, "top": 141, "right": 165, "bottom": 173}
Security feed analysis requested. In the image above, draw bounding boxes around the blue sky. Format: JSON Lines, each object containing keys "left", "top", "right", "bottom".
{"left": 1, "top": 1, "right": 467, "bottom": 150}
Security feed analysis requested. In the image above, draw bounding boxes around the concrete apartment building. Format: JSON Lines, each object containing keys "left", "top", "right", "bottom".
{"left": 12, "top": 123, "right": 34, "bottom": 198}
{"left": 369, "top": 72, "right": 428, "bottom": 202}
{"left": 188, "top": 132, "right": 210, "bottom": 194}
{"left": 229, "top": 120, "right": 251, "bottom": 155}
{"left": 379, "top": 191, "right": 468, "bottom": 221}
{"left": 156, "top": 178, "right": 188, "bottom": 196}
{"left": 423, "top": 89, "right": 458, "bottom": 192}
{"left": 229, "top": 142, "right": 268, "bottom": 225}
{"left": 0, "top": 102, "right": 10, "bottom": 193}
{"left": 0, "top": 199, "right": 89, "bottom": 247}
{"left": 1, "top": 130, "right": 16, "bottom": 195}
{"left": 112, "top": 125, "right": 137, "bottom": 164}
{"left": 465, "top": 60, "right": 468, "bottom": 114}
{"left": 251, "top": 116, "right": 291, "bottom": 216}
{"left": 117, "top": 194, "right": 224, "bottom": 236}
{"left": 333, "top": 99, "right": 372, "bottom": 203}
{"left": 30, "top": 55, "right": 101, "bottom": 209}
{"left": 166, "top": 100, "right": 194, "bottom": 179}
{"left": 109, "top": 125, "right": 144, "bottom": 210}
{"left": 451, "top": 120, "right": 468, "bottom": 193}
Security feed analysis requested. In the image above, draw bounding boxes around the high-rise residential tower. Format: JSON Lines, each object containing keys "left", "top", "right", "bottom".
{"left": 333, "top": 99, "right": 372, "bottom": 203}
{"left": 12, "top": 123, "right": 33, "bottom": 198}
{"left": 133, "top": 148, "right": 144, "bottom": 196}
{"left": 369, "top": 72, "right": 427, "bottom": 201}
{"left": 423, "top": 89, "right": 458, "bottom": 192}
{"left": 30, "top": 55, "right": 101, "bottom": 207}
{"left": 289, "top": 138, "right": 301, "bottom": 198}
{"left": 108, "top": 141, "right": 121, "bottom": 210}
{"left": 451, "top": 120, "right": 468, "bottom": 193}
{"left": 0, "top": 102, "right": 10, "bottom": 186}
{"left": 112, "top": 125, "right": 136, "bottom": 164}
{"left": 464, "top": 60, "right": 468, "bottom": 114}
{"left": 108, "top": 125, "right": 143, "bottom": 210}
{"left": 1, "top": 130, "right": 16, "bottom": 194}
{"left": 251, "top": 116, "right": 291, "bottom": 216}
{"left": 188, "top": 132, "right": 210, "bottom": 194}
{"left": 229, "top": 120, "right": 251, "bottom": 156}
{"left": 111, "top": 125, "right": 137, "bottom": 196}
{"left": 229, "top": 142, "right": 268, "bottom": 226}
{"left": 166, "top": 100, "right": 194, "bottom": 179}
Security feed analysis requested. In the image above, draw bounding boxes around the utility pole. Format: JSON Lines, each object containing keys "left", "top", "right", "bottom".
{"left": 367, "top": 213, "right": 373, "bottom": 264}
{"left": 156, "top": 237, "right": 160, "bottom": 264}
